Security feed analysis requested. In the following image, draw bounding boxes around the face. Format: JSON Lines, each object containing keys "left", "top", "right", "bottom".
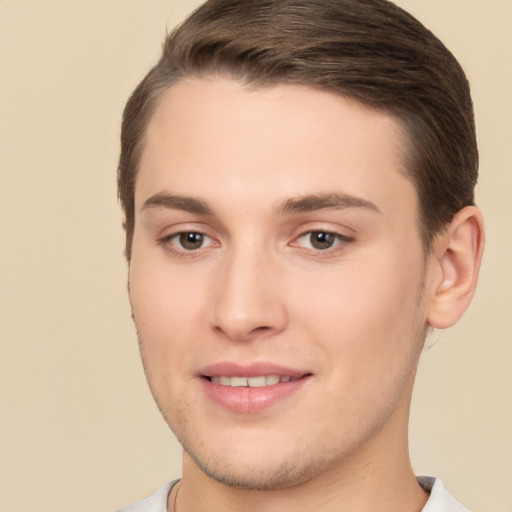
{"left": 129, "top": 78, "right": 432, "bottom": 490}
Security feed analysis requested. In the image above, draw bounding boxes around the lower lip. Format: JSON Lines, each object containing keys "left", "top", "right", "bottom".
{"left": 200, "top": 377, "right": 311, "bottom": 413}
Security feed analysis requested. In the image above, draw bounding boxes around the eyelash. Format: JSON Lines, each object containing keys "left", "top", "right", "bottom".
{"left": 158, "top": 231, "right": 216, "bottom": 257}
{"left": 291, "top": 230, "right": 354, "bottom": 255}
{"left": 157, "top": 229, "right": 354, "bottom": 257}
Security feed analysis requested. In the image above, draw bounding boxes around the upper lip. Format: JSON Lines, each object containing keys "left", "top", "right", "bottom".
{"left": 199, "top": 362, "right": 310, "bottom": 379}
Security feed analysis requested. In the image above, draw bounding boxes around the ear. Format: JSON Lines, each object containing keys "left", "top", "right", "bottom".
{"left": 427, "top": 206, "right": 485, "bottom": 329}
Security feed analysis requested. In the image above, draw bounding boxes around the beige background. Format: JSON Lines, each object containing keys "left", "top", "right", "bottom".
{"left": 0, "top": 1, "right": 510, "bottom": 511}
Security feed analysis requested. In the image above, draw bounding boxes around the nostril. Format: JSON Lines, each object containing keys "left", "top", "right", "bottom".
{"left": 213, "top": 323, "right": 273, "bottom": 342}
{"left": 252, "top": 325, "right": 271, "bottom": 333}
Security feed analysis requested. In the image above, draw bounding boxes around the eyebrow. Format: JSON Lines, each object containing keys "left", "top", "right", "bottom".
{"left": 276, "top": 193, "right": 381, "bottom": 215}
{"left": 141, "top": 191, "right": 381, "bottom": 217}
{"left": 142, "top": 193, "right": 214, "bottom": 215}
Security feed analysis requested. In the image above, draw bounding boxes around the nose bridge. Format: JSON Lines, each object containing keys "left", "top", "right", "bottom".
{"left": 211, "top": 237, "right": 287, "bottom": 341}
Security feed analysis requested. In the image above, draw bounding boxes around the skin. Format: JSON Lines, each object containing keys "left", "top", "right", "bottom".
{"left": 128, "top": 78, "right": 484, "bottom": 512}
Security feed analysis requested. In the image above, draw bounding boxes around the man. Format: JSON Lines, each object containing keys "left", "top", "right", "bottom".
{"left": 116, "top": 0, "right": 484, "bottom": 511}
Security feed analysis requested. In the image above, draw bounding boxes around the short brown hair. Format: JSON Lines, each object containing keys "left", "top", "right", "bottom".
{"left": 118, "top": 0, "right": 477, "bottom": 260}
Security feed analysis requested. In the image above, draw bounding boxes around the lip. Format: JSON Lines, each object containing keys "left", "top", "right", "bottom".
{"left": 199, "top": 362, "right": 312, "bottom": 413}
{"left": 200, "top": 361, "right": 308, "bottom": 379}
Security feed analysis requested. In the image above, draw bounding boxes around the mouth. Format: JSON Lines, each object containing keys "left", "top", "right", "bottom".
{"left": 207, "top": 375, "right": 303, "bottom": 387}
{"left": 199, "top": 364, "right": 312, "bottom": 413}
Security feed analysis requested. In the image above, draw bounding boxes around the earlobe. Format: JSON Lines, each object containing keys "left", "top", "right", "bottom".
{"left": 427, "top": 206, "right": 484, "bottom": 329}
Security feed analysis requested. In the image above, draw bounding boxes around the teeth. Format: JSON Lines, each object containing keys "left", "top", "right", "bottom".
{"left": 266, "top": 375, "right": 280, "bottom": 385}
{"left": 210, "top": 375, "right": 297, "bottom": 387}
{"left": 247, "top": 376, "right": 266, "bottom": 387}
{"left": 230, "top": 376, "right": 248, "bottom": 387}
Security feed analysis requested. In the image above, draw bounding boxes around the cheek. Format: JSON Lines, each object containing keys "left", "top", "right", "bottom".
{"left": 129, "top": 264, "right": 198, "bottom": 408}
{"left": 128, "top": 253, "right": 206, "bottom": 367}
{"left": 297, "top": 257, "right": 421, "bottom": 329}
{"left": 130, "top": 236, "right": 206, "bottom": 316}
{"left": 292, "top": 253, "right": 426, "bottom": 376}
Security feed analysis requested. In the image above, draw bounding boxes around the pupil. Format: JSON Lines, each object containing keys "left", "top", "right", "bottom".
{"left": 180, "top": 232, "right": 204, "bottom": 250}
{"left": 311, "top": 232, "right": 334, "bottom": 250}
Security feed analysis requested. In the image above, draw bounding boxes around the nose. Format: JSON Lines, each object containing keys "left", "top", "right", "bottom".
{"left": 210, "top": 245, "right": 288, "bottom": 342}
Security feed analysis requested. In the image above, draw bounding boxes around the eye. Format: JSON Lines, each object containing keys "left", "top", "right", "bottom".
{"left": 177, "top": 232, "right": 207, "bottom": 250}
{"left": 159, "top": 231, "right": 217, "bottom": 253}
{"left": 294, "top": 230, "right": 353, "bottom": 251}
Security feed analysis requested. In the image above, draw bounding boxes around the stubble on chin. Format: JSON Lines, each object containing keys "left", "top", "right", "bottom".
{"left": 179, "top": 435, "right": 337, "bottom": 491}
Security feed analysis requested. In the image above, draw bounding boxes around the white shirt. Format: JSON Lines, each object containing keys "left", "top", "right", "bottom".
{"left": 117, "top": 476, "right": 469, "bottom": 512}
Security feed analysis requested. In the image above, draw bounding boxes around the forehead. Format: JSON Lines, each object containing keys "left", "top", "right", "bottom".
{"left": 136, "top": 77, "right": 415, "bottom": 217}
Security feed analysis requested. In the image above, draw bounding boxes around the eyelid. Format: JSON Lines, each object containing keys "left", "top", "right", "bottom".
{"left": 157, "top": 228, "right": 220, "bottom": 257}
{"left": 290, "top": 228, "right": 355, "bottom": 253}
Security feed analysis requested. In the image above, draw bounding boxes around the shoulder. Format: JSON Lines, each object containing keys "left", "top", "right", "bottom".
{"left": 116, "top": 480, "right": 178, "bottom": 512}
{"left": 419, "top": 476, "right": 470, "bottom": 512}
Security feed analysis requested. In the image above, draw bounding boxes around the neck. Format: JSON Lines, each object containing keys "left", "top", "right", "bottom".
{"left": 176, "top": 462, "right": 426, "bottom": 512}
{"left": 173, "top": 443, "right": 427, "bottom": 511}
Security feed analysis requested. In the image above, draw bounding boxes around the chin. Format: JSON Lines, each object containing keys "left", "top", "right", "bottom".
{"left": 176, "top": 423, "right": 350, "bottom": 491}
{"left": 185, "top": 445, "right": 324, "bottom": 490}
